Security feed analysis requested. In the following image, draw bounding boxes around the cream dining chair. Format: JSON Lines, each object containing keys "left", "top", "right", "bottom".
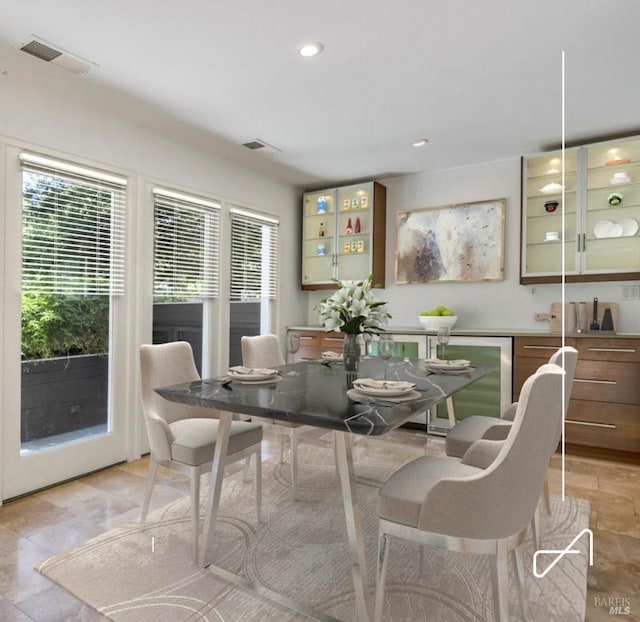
{"left": 139, "top": 341, "right": 263, "bottom": 562}
{"left": 241, "top": 334, "right": 303, "bottom": 500}
{"left": 445, "top": 345, "right": 578, "bottom": 546}
{"left": 374, "top": 363, "right": 565, "bottom": 622}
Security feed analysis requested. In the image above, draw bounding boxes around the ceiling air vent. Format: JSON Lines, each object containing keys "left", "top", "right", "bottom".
{"left": 241, "top": 139, "right": 281, "bottom": 154}
{"left": 18, "top": 38, "right": 95, "bottom": 74}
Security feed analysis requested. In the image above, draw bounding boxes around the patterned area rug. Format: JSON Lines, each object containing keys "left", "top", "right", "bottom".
{"left": 37, "top": 442, "right": 590, "bottom": 621}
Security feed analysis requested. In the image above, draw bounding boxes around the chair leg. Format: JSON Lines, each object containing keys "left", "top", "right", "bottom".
{"left": 374, "top": 531, "right": 390, "bottom": 622}
{"left": 512, "top": 545, "right": 528, "bottom": 621}
{"left": 544, "top": 477, "right": 551, "bottom": 516}
{"left": 255, "top": 447, "right": 262, "bottom": 522}
{"left": 279, "top": 433, "right": 286, "bottom": 464}
{"left": 243, "top": 454, "right": 252, "bottom": 482}
{"left": 290, "top": 427, "right": 298, "bottom": 501}
{"left": 140, "top": 459, "right": 159, "bottom": 529}
{"left": 190, "top": 468, "right": 200, "bottom": 564}
{"left": 532, "top": 501, "right": 542, "bottom": 550}
{"left": 490, "top": 540, "right": 510, "bottom": 622}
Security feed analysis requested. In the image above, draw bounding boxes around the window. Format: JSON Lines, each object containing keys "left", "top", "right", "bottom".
{"left": 229, "top": 207, "right": 279, "bottom": 364}
{"left": 152, "top": 188, "right": 221, "bottom": 372}
{"left": 19, "top": 152, "right": 127, "bottom": 450}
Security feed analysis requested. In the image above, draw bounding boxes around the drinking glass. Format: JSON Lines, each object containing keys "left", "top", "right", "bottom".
{"left": 286, "top": 331, "right": 300, "bottom": 364}
{"left": 362, "top": 332, "right": 373, "bottom": 358}
{"left": 437, "top": 326, "right": 450, "bottom": 360}
{"left": 378, "top": 334, "right": 394, "bottom": 380}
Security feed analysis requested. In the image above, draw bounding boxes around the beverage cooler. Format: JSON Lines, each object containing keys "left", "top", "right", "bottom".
{"left": 406, "top": 335, "right": 513, "bottom": 435}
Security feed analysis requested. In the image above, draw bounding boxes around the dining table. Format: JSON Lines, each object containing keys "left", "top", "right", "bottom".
{"left": 156, "top": 357, "right": 495, "bottom": 622}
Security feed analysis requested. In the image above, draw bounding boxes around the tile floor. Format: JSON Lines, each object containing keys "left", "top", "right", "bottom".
{"left": 0, "top": 425, "right": 638, "bottom": 621}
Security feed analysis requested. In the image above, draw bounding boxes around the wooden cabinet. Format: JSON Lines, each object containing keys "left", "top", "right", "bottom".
{"left": 514, "top": 336, "right": 640, "bottom": 460}
{"left": 521, "top": 136, "right": 640, "bottom": 284}
{"left": 302, "top": 181, "right": 386, "bottom": 290}
{"left": 288, "top": 329, "right": 347, "bottom": 361}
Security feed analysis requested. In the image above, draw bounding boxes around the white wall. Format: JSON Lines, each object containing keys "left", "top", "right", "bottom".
{"left": 307, "top": 158, "right": 640, "bottom": 333}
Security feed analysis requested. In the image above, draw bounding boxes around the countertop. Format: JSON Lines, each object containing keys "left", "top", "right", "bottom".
{"left": 287, "top": 326, "right": 640, "bottom": 339}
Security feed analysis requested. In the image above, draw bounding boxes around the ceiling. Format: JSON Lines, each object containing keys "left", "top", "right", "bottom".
{"left": 1, "top": 0, "right": 639, "bottom": 188}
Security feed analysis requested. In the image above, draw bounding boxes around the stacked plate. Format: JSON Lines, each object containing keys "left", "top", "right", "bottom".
{"left": 594, "top": 218, "right": 638, "bottom": 239}
{"left": 352, "top": 378, "right": 415, "bottom": 397}
{"left": 425, "top": 358, "right": 473, "bottom": 374}
{"left": 321, "top": 351, "right": 343, "bottom": 362}
{"left": 227, "top": 366, "right": 280, "bottom": 383}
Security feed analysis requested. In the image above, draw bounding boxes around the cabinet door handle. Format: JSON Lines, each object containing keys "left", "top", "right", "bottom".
{"left": 299, "top": 336, "right": 314, "bottom": 341}
{"left": 566, "top": 419, "right": 616, "bottom": 429}
{"left": 574, "top": 378, "right": 616, "bottom": 385}
{"left": 523, "top": 345, "right": 558, "bottom": 350}
{"left": 587, "top": 347, "right": 636, "bottom": 353}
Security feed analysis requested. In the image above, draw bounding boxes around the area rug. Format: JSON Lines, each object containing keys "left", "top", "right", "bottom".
{"left": 37, "top": 442, "right": 590, "bottom": 621}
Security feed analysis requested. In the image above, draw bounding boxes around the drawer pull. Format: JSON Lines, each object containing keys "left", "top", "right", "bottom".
{"left": 574, "top": 378, "right": 616, "bottom": 385}
{"left": 587, "top": 347, "right": 636, "bottom": 353}
{"left": 299, "top": 336, "right": 315, "bottom": 340}
{"left": 522, "top": 345, "right": 558, "bottom": 350}
{"left": 324, "top": 337, "right": 344, "bottom": 342}
{"left": 566, "top": 419, "right": 616, "bottom": 429}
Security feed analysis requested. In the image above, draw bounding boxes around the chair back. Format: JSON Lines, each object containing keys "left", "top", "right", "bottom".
{"left": 140, "top": 341, "right": 217, "bottom": 461}
{"left": 548, "top": 345, "right": 578, "bottom": 425}
{"left": 241, "top": 334, "right": 286, "bottom": 368}
{"left": 419, "top": 364, "right": 565, "bottom": 540}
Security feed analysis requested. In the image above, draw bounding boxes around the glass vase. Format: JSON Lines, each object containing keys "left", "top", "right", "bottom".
{"left": 343, "top": 333, "right": 361, "bottom": 373}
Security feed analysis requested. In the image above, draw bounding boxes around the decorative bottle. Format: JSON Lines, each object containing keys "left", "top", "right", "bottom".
{"left": 318, "top": 222, "right": 325, "bottom": 237}
{"left": 355, "top": 217, "right": 361, "bottom": 233}
{"left": 346, "top": 218, "right": 353, "bottom": 234}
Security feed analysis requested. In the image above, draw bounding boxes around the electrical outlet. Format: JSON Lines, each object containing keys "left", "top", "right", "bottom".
{"left": 622, "top": 285, "right": 640, "bottom": 300}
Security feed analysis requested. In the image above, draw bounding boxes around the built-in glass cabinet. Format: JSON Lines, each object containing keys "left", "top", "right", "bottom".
{"left": 521, "top": 136, "right": 640, "bottom": 283}
{"left": 302, "top": 181, "right": 386, "bottom": 290}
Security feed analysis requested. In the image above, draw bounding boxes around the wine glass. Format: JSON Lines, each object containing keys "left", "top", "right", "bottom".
{"left": 378, "top": 334, "right": 394, "bottom": 380}
{"left": 286, "top": 331, "right": 300, "bottom": 364}
{"left": 437, "top": 326, "right": 450, "bottom": 360}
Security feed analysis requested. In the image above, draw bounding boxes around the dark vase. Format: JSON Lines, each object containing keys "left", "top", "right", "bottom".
{"left": 343, "top": 333, "right": 361, "bottom": 372}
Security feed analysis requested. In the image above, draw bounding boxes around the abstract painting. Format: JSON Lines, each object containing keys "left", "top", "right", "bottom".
{"left": 395, "top": 199, "right": 505, "bottom": 283}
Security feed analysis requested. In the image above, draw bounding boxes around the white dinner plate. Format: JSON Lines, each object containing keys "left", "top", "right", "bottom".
{"left": 619, "top": 218, "right": 639, "bottom": 237}
{"left": 424, "top": 359, "right": 471, "bottom": 372}
{"left": 608, "top": 223, "right": 624, "bottom": 238}
{"left": 352, "top": 380, "right": 415, "bottom": 397}
{"left": 227, "top": 370, "right": 278, "bottom": 381}
{"left": 593, "top": 220, "right": 614, "bottom": 239}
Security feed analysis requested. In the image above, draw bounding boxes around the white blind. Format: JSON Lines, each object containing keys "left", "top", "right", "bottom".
{"left": 20, "top": 152, "right": 127, "bottom": 296}
{"left": 230, "top": 207, "right": 279, "bottom": 302}
{"left": 153, "top": 188, "right": 221, "bottom": 301}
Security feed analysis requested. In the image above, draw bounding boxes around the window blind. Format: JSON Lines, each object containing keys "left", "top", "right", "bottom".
{"left": 20, "top": 152, "right": 127, "bottom": 296}
{"left": 153, "top": 188, "right": 221, "bottom": 301}
{"left": 230, "top": 207, "right": 279, "bottom": 302}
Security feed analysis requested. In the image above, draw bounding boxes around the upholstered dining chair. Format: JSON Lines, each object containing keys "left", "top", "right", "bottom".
{"left": 241, "top": 334, "right": 302, "bottom": 500}
{"left": 445, "top": 345, "right": 578, "bottom": 546}
{"left": 374, "top": 364, "right": 566, "bottom": 622}
{"left": 139, "top": 341, "right": 263, "bottom": 562}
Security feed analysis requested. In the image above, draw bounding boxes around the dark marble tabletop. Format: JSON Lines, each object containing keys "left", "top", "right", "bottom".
{"left": 155, "top": 359, "right": 495, "bottom": 436}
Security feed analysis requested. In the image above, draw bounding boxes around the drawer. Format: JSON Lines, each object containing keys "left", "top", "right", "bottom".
{"left": 514, "top": 337, "right": 573, "bottom": 358}
{"left": 290, "top": 330, "right": 321, "bottom": 362}
{"left": 320, "top": 332, "right": 346, "bottom": 351}
{"left": 577, "top": 338, "right": 640, "bottom": 363}
{"left": 565, "top": 400, "right": 640, "bottom": 453}
{"left": 572, "top": 361, "right": 640, "bottom": 405}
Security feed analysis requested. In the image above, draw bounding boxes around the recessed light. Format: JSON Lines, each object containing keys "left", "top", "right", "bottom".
{"left": 411, "top": 139, "right": 428, "bottom": 147}
{"left": 299, "top": 42, "right": 324, "bottom": 57}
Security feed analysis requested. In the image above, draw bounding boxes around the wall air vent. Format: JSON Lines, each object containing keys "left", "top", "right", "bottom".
{"left": 18, "top": 38, "right": 95, "bottom": 74}
{"left": 241, "top": 139, "right": 281, "bottom": 154}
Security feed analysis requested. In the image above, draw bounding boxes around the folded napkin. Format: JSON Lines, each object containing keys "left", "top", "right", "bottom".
{"left": 228, "top": 366, "right": 278, "bottom": 376}
{"left": 322, "top": 351, "right": 343, "bottom": 358}
{"left": 426, "top": 358, "right": 471, "bottom": 366}
{"left": 353, "top": 378, "right": 415, "bottom": 391}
